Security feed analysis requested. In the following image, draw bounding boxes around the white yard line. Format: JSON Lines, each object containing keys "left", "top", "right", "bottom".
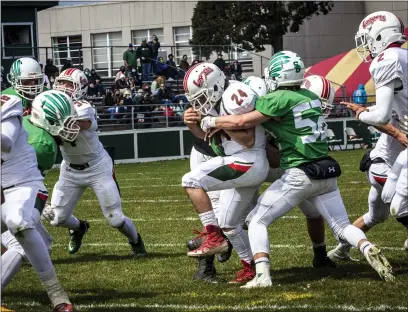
{"left": 9, "top": 302, "right": 408, "bottom": 311}
{"left": 51, "top": 242, "right": 405, "bottom": 251}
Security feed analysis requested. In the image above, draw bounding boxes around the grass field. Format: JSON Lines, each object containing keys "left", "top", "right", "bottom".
{"left": 3, "top": 150, "right": 408, "bottom": 312}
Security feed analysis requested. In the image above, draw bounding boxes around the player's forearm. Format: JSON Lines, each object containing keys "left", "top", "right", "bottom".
{"left": 187, "top": 122, "right": 205, "bottom": 139}
{"left": 375, "top": 123, "right": 408, "bottom": 147}
{"left": 358, "top": 83, "right": 394, "bottom": 126}
{"left": 214, "top": 115, "right": 254, "bottom": 130}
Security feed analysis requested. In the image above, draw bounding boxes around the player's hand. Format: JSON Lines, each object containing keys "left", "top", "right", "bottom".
{"left": 200, "top": 116, "right": 216, "bottom": 132}
{"left": 396, "top": 131, "right": 408, "bottom": 148}
{"left": 183, "top": 107, "right": 200, "bottom": 124}
{"left": 398, "top": 115, "right": 408, "bottom": 136}
{"left": 204, "top": 128, "right": 221, "bottom": 143}
{"left": 340, "top": 102, "right": 367, "bottom": 119}
{"left": 41, "top": 204, "right": 55, "bottom": 222}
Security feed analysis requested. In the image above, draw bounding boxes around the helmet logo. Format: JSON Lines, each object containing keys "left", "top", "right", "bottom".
{"left": 363, "top": 15, "right": 386, "bottom": 28}
{"left": 193, "top": 67, "right": 214, "bottom": 87}
{"left": 80, "top": 77, "right": 88, "bottom": 87}
{"left": 303, "top": 79, "right": 311, "bottom": 89}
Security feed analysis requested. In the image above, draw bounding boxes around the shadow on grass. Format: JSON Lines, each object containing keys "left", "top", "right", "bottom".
{"left": 273, "top": 258, "right": 408, "bottom": 284}
{"left": 52, "top": 251, "right": 186, "bottom": 264}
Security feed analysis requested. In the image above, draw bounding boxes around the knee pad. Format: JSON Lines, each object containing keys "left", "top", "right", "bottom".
{"left": 1, "top": 231, "right": 25, "bottom": 258}
{"left": 181, "top": 172, "right": 202, "bottom": 189}
{"left": 104, "top": 209, "right": 125, "bottom": 228}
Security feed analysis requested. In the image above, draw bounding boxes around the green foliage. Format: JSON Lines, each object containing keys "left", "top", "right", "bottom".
{"left": 190, "top": 1, "right": 334, "bottom": 58}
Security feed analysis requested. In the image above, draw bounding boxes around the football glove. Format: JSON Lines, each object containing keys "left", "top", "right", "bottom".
{"left": 41, "top": 203, "right": 55, "bottom": 222}
{"left": 398, "top": 115, "right": 408, "bottom": 136}
{"left": 200, "top": 116, "right": 216, "bottom": 133}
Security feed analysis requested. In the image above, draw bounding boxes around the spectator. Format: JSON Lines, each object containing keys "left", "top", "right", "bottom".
{"left": 132, "top": 89, "right": 145, "bottom": 105}
{"left": 115, "top": 66, "right": 126, "bottom": 82}
{"left": 88, "top": 69, "right": 105, "bottom": 97}
{"left": 124, "top": 89, "right": 133, "bottom": 106}
{"left": 116, "top": 74, "right": 130, "bottom": 96}
{"left": 148, "top": 34, "right": 161, "bottom": 75}
{"left": 157, "top": 83, "right": 172, "bottom": 102}
{"left": 230, "top": 60, "right": 243, "bottom": 81}
{"left": 128, "top": 67, "right": 141, "bottom": 88}
{"left": 166, "top": 54, "right": 178, "bottom": 79}
{"left": 61, "top": 58, "right": 74, "bottom": 72}
{"left": 39, "top": 62, "right": 51, "bottom": 89}
{"left": 44, "top": 58, "right": 59, "bottom": 87}
{"left": 352, "top": 84, "right": 367, "bottom": 105}
{"left": 155, "top": 57, "right": 169, "bottom": 78}
{"left": 104, "top": 90, "right": 115, "bottom": 106}
{"left": 83, "top": 68, "right": 92, "bottom": 81}
{"left": 213, "top": 53, "right": 226, "bottom": 72}
{"left": 151, "top": 76, "right": 166, "bottom": 93}
{"left": 191, "top": 55, "right": 203, "bottom": 66}
{"left": 136, "top": 38, "right": 153, "bottom": 81}
{"left": 123, "top": 43, "right": 138, "bottom": 73}
{"left": 113, "top": 89, "right": 121, "bottom": 104}
{"left": 179, "top": 55, "right": 190, "bottom": 74}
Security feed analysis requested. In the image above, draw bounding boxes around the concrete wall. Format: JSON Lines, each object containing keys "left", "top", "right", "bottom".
{"left": 37, "top": 1, "right": 405, "bottom": 75}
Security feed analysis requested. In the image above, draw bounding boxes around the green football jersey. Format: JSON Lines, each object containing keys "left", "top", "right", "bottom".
{"left": 1, "top": 86, "right": 49, "bottom": 109}
{"left": 255, "top": 89, "right": 328, "bottom": 170}
{"left": 23, "top": 116, "right": 58, "bottom": 176}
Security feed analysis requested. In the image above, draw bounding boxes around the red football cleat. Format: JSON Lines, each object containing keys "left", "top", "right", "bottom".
{"left": 229, "top": 260, "right": 256, "bottom": 284}
{"left": 187, "top": 231, "right": 228, "bottom": 257}
{"left": 54, "top": 303, "right": 74, "bottom": 312}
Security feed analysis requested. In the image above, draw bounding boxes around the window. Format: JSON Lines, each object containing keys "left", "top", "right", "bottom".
{"left": 52, "top": 35, "right": 83, "bottom": 71}
{"left": 1, "top": 23, "right": 34, "bottom": 59}
{"left": 173, "top": 26, "right": 192, "bottom": 63}
{"left": 91, "top": 32, "right": 122, "bottom": 77}
{"left": 132, "top": 28, "right": 164, "bottom": 47}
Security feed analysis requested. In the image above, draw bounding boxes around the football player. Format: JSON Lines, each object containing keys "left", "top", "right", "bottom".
{"left": 2, "top": 58, "right": 45, "bottom": 114}
{"left": 34, "top": 90, "right": 147, "bottom": 258}
{"left": 53, "top": 68, "right": 89, "bottom": 101}
{"left": 200, "top": 51, "right": 394, "bottom": 287}
{"left": 182, "top": 63, "right": 270, "bottom": 283}
{"left": 334, "top": 11, "right": 408, "bottom": 257}
{"left": 1, "top": 94, "right": 73, "bottom": 312}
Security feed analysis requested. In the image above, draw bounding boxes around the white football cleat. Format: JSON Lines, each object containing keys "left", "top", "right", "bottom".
{"left": 328, "top": 244, "right": 358, "bottom": 262}
{"left": 240, "top": 273, "right": 272, "bottom": 289}
{"left": 364, "top": 245, "right": 395, "bottom": 282}
{"left": 404, "top": 239, "right": 408, "bottom": 250}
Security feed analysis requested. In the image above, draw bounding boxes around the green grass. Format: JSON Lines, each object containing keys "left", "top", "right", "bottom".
{"left": 3, "top": 150, "right": 408, "bottom": 312}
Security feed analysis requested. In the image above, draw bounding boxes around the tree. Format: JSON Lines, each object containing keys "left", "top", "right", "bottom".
{"left": 190, "top": 1, "right": 334, "bottom": 59}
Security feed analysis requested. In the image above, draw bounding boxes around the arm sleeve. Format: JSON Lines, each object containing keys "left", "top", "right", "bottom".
{"left": 1, "top": 116, "right": 21, "bottom": 152}
{"left": 358, "top": 80, "right": 395, "bottom": 125}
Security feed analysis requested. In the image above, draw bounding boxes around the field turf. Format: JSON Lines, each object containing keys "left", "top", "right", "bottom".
{"left": 3, "top": 150, "right": 408, "bottom": 312}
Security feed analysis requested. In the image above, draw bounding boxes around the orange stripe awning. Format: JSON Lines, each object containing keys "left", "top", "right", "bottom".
{"left": 305, "top": 27, "right": 408, "bottom": 100}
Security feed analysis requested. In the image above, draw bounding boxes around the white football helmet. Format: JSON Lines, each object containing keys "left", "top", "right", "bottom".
{"left": 31, "top": 90, "right": 80, "bottom": 142}
{"left": 7, "top": 58, "right": 44, "bottom": 100}
{"left": 301, "top": 75, "right": 335, "bottom": 118}
{"left": 355, "top": 11, "right": 406, "bottom": 62}
{"left": 53, "top": 68, "right": 88, "bottom": 100}
{"left": 242, "top": 76, "right": 268, "bottom": 97}
{"left": 222, "top": 82, "right": 257, "bottom": 115}
{"left": 265, "top": 51, "right": 305, "bottom": 92}
{"left": 183, "top": 62, "right": 226, "bottom": 115}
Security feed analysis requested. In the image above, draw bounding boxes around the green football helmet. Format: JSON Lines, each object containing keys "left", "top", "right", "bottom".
{"left": 264, "top": 51, "right": 305, "bottom": 92}
{"left": 30, "top": 90, "right": 80, "bottom": 142}
{"left": 7, "top": 58, "right": 44, "bottom": 100}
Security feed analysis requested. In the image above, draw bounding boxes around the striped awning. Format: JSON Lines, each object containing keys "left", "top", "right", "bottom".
{"left": 305, "top": 28, "right": 408, "bottom": 99}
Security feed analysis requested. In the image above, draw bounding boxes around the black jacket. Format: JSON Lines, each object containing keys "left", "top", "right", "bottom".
{"left": 136, "top": 44, "right": 153, "bottom": 63}
{"left": 213, "top": 59, "right": 226, "bottom": 71}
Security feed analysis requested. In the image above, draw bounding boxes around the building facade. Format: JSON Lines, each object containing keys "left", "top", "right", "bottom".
{"left": 37, "top": 1, "right": 407, "bottom": 77}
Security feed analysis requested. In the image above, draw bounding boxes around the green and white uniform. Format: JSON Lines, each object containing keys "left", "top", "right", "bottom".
{"left": 255, "top": 89, "right": 328, "bottom": 170}
{"left": 1, "top": 86, "right": 48, "bottom": 111}
{"left": 249, "top": 88, "right": 358, "bottom": 257}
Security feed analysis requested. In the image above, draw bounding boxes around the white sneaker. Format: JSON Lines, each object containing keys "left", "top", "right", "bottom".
{"left": 364, "top": 245, "right": 395, "bottom": 282}
{"left": 327, "top": 244, "right": 358, "bottom": 262}
{"left": 240, "top": 273, "right": 272, "bottom": 289}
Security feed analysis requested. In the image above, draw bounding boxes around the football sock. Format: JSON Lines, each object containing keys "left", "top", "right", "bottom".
{"left": 62, "top": 215, "right": 80, "bottom": 230}
{"left": 223, "top": 225, "right": 252, "bottom": 263}
{"left": 199, "top": 211, "right": 218, "bottom": 228}
{"left": 1, "top": 249, "right": 24, "bottom": 291}
{"left": 359, "top": 241, "right": 373, "bottom": 254}
{"left": 342, "top": 224, "right": 367, "bottom": 249}
{"left": 38, "top": 267, "right": 71, "bottom": 307}
{"left": 117, "top": 216, "right": 139, "bottom": 243}
{"left": 254, "top": 257, "right": 270, "bottom": 278}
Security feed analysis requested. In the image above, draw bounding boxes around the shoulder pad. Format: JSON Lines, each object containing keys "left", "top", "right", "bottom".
{"left": 221, "top": 82, "right": 257, "bottom": 115}
{"left": 1, "top": 94, "right": 22, "bottom": 121}
{"left": 74, "top": 100, "right": 95, "bottom": 120}
{"left": 369, "top": 49, "right": 403, "bottom": 88}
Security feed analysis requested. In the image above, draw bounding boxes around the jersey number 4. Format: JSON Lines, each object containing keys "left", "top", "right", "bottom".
{"left": 293, "top": 100, "right": 326, "bottom": 144}
{"left": 231, "top": 89, "right": 248, "bottom": 106}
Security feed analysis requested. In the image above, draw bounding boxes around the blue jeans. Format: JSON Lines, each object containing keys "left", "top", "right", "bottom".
{"left": 142, "top": 63, "right": 151, "bottom": 81}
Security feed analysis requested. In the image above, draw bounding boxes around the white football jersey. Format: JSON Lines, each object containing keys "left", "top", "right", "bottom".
{"left": 369, "top": 47, "right": 408, "bottom": 165}
{"left": 1, "top": 94, "right": 43, "bottom": 188}
{"left": 215, "top": 82, "right": 266, "bottom": 156}
{"left": 59, "top": 100, "right": 105, "bottom": 164}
